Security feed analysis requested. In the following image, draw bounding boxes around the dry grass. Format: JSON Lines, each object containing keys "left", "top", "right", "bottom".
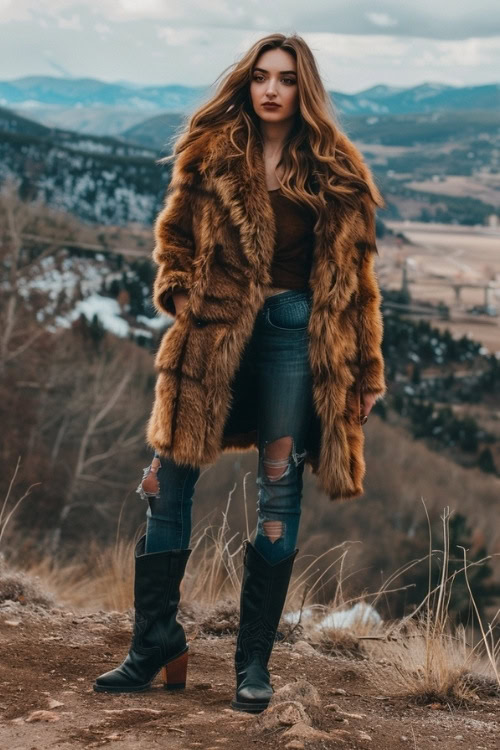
{"left": 0, "top": 555, "right": 56, "bottom": 609}
{"left": 359, "top": 504, "right": 500, "bottom": 706}
{"left": 310, "top": 626, "right": 366, "bottom": 660}
{"left": 183, "top": 476, "right": 251, "bottom": 605}
{"left": 25, "top": 536, "right": 137, "bottom": 612}
{"left": 363, "top": 616, "right": 498, "bottom": 706}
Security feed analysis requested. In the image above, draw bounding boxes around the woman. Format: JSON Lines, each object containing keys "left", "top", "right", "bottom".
{"left": 93, "top": 33, "right": 386, "bottom": 713}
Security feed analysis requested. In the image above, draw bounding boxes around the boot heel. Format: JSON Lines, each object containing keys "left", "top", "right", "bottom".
{"left": 161, "top": 649, "right": 189, "bottom": 690}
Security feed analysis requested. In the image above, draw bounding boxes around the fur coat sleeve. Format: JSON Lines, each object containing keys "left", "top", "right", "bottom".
{"left": 151, "top": 160, "right": 198, "bottom": 318}
{"left": 355, "top": 196, "right": 386, "bottom": 401}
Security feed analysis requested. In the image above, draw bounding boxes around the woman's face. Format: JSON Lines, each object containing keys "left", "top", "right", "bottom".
{"left": 249, "top": 47, "right": 299, "bottom": 124}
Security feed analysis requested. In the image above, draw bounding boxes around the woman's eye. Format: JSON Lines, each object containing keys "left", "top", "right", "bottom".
{"left": 252, "top": 75, "right": 296, "bottom": 84}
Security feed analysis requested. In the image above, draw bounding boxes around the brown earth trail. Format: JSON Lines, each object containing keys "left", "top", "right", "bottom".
{"left": 0, "top": 602, "right": 498, "bottom": 750}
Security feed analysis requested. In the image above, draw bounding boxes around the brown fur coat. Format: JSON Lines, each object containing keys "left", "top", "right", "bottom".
{"left": 146, "top": 127, "right": 387, "bottom": 502}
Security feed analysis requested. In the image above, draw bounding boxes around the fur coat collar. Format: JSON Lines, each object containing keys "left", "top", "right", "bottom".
{"left": 146, "top": 126, "right": 387, "bottom": 501}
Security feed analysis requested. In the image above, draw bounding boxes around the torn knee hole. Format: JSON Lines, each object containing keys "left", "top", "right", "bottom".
{"left": 263, "top": 520, "right": 284, "bottom": 543}
{"left": 141, "top": 456, "right": 161, "bottom": 495}
{"left": 263, "top": 436, "right": 293, "bottom": 481}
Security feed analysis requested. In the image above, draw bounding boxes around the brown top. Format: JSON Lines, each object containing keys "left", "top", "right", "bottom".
{"left": 267, "top": 188, "right": 316, "bottom": 290}
{"left": 165, "top": 188, "right": 316, "bottom": 311}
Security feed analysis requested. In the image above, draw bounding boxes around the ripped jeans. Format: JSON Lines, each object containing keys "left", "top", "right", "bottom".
{"left": 137, "top": 288, "right": 314, "bottom": 564}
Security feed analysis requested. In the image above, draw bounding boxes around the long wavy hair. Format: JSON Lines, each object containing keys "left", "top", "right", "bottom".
{"left": 158, "top": 33, "right": 385, "bottom": 230}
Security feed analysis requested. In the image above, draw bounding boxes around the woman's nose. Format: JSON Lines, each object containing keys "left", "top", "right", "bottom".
{"left": 265, "top": 79, "right": 278, "bottom": 95}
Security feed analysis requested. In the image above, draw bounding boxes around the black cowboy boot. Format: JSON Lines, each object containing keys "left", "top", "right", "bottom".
{"left": 93, "top": 534, "right": 191, "bottom": 693}
{"left": 231, "top": 539, "right": 298, "bottom": 713}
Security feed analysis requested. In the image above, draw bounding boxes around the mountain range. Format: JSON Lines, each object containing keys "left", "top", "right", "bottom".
{"left": 1, "top": 73, "right": 499, "bottom": 228}
{"left": 1, "top": 76, "right": 499, "bottom": 138}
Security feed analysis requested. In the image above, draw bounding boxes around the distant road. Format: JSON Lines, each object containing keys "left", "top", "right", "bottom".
{"left": 18, "top": 232, "right": 150, "bottom": 259}
{"left": 385, "top": 220, "right": 500, "bottom": 240}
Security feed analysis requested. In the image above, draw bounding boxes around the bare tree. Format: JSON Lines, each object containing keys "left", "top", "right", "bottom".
{"left": 48, "top": 342, "right": 149, "bottom": 558}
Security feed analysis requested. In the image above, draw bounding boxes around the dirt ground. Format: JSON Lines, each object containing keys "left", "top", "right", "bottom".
{"left": 0, "top": 601, "right": 498, "bottom": 750}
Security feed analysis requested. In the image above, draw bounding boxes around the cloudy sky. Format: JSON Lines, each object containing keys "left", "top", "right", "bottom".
{"left": 1, "top": 1, "right": 500, "bottom": 93}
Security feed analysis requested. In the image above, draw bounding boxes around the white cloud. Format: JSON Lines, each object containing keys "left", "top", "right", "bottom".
{"left": 1, "top": 2, "right": 500, "bottom": 91}
{"left": 0, "top": 0, "right": 31, "bottom": 21}
{"left": 112, "top": 0, "right": 184, "bottom": 21}
{"left": 1, "top": 1, "right": 499, "bottom": 40}
{"left": 301, "top": 32, "right": 500, "bottom": 91}
{"left": 56, "top": 12, "right": 81, "bottom": 30}
{"left": 413, "top": 37, "right": 499, "bottom": 69}
{"left": 305, "top": 32, "right": 409, "bottom": 61}
{"left": 157, "top": 25, "right": 210, "bottom": 47}
{"left": 95, "top": 22, "right": 111, "bottom": 36}
{"left": 366, "top": 12, "right": 398, "bottom": 28}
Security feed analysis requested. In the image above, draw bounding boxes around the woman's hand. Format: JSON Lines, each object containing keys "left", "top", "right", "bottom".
{"left": 172, "top": 290, "right": 189, "bottom": 316}
{"left": 360, "top": 391, "right": 377, "bottom": 421}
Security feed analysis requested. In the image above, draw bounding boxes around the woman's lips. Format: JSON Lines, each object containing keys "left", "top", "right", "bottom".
{"left": 262, "top": 103, "right": 280, "bottom": 109}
